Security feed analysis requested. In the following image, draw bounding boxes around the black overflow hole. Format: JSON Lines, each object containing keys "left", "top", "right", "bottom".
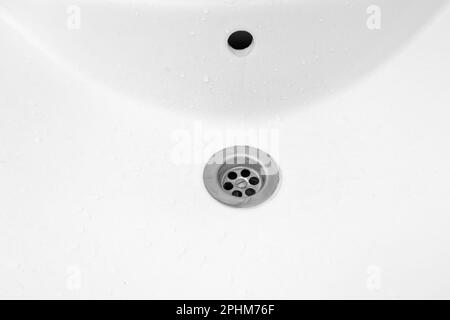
{"left": 228, "top": 30, "right": 254, "bottom": 51}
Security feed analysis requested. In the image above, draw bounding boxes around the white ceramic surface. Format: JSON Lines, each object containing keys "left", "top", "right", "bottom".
{"left": 1, "top": 0, "right": 450, "bottom": 299}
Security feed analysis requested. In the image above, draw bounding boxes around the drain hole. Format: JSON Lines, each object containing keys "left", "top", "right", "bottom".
{"left": 227, "top": 172, "right": 238, "bottom": 180}
{"left": 223, "top": 182, "right": 233, "bottom": 191}
{"left": 228, "top": 30, "right": 253, "bottom": 51}
{"left": 241, "top": 169, "right": 251, "bottom": 178}
{"left": 203, "top": 146, "right": 280, "bottom": 208}
{"left": 232, "top": 190, "right": 243, "bottom": 197}
{"left": 245, "top": 188, "right": 256, "bottom": 197}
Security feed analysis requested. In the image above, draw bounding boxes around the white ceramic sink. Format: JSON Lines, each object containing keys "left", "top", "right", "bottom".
{"left": 1, "top": 0, "right": 450, "bottom": 299}
{"left": 1, "top": 0, "right": 448, "bottom": 116}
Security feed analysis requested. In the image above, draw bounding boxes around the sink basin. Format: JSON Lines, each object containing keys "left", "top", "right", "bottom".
{"left": 0, "top": 0, "right": 447, "bottom": 116}
{"left": 1, "top": 0, "right": 450, "bottom": 299}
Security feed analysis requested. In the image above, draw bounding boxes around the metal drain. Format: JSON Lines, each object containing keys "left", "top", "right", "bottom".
{"left": 203, "top": 146, "right": 280, "bottom": 208}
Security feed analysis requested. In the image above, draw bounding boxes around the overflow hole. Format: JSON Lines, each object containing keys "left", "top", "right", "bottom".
{"left": 228, "top": 30, "right": 254, "bottom": 54}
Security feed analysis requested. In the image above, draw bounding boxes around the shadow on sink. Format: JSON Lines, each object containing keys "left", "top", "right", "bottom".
{"left": 1, "top": 0, "right": 448, "bottom": 118}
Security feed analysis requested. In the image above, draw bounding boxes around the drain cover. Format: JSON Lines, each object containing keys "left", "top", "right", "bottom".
{"left": 203, "top": 146, "right": 280, "bottom": 208}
